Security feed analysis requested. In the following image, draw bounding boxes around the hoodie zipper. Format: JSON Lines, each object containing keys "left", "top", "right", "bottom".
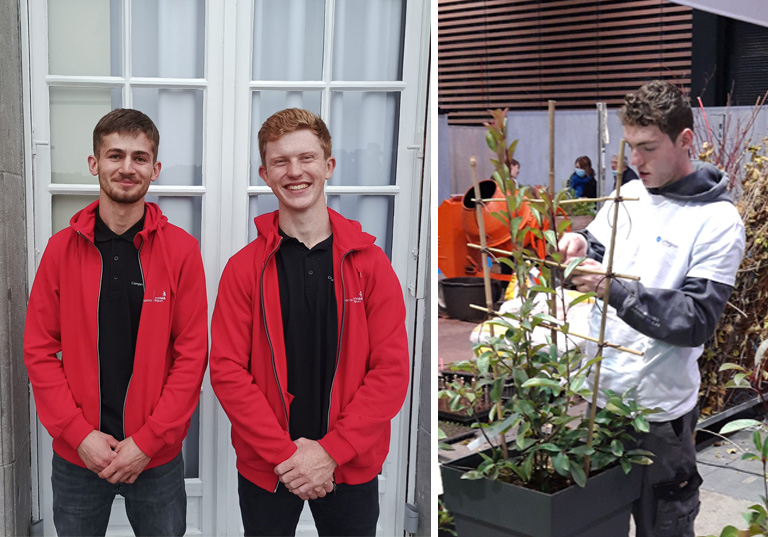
{"left": 326, "top": 250, "right": 354, "bottom": 437}
{"left": 260, "top": 238, "right": 287, "bottom": 492}
{"left": 79, "top": 231, "right": 105, "bottom": 433}
{"left": 121, "top": 240, "right": 144, "bottom": 440}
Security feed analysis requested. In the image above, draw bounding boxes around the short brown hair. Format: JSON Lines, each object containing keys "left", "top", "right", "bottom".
{"left": 93, "top": 108, "right": 160, "bottom": 161}
{"left": 258, "top": 108, "right": 332, "bottom": 163}
{"left": 619, "top": 80, "right": 693, "bottom": 143}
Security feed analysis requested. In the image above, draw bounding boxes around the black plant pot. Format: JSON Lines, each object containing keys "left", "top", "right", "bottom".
{"left": 441, "top": 451, "right": 642, "bottom": 537}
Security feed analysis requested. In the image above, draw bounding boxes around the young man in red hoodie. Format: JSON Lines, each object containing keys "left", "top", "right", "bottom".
{"left": 210, "top": 108, "right": 410, "bottom": 536}
{"left": 24, "top": 109, "right": 208, "bottom": 536}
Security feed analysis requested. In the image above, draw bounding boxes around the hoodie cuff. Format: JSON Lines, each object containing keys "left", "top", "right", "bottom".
{"left": 272, "top": 442, "right": 299, "bottom": 467}
{"left": 607, "top": 279, "right": 632, "bottom": 312}
{"left": 60, "top": 414, "right": 95, "bottom": 451}
{"left": 318, "top": 430, "right": 358, "bottom": 467}
{"left": 132, "top": 424, "right": 166, "bottom": 458}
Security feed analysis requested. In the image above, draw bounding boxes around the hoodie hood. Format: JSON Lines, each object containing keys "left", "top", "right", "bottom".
{"left": 70, "top": 200, "right": 169, "bottom": 243}
{"left": 69, "top": 200, "right": 176, "bottom": 293}
{"left": 647, "top": 161, "right": 733, "bottom": 204}
{"left": 253, "top": 208, "right": 376, "bottom": 252}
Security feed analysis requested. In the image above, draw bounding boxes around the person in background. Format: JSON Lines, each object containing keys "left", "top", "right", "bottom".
{"left": 611, "top": 153, "right": 639, "bottom": 190}
{"left": 510, "top": 158, "right": 520, "bottom": 180}
{"left": 568, "top": 155, "right": 597, "bottom": 198}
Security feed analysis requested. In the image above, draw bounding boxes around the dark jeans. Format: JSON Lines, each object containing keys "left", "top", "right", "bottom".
{"left": 52, "top": 452, "right": 187, "bottom": 537}
{"left": 633, "top": 406, "right": 701, "bottom": 537}
{"left": 238, "top": 473, "right": 379, "bottom": 536}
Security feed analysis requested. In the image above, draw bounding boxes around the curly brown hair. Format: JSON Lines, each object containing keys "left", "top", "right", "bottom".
{"left": 619, "top": 80, "right": 693, "bottom": 143}
{"left": 258, "top": 108, "right": 332, "bottom": 163}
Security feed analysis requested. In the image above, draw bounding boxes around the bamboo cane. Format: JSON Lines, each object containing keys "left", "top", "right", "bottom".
{"left": 468, "top": 304, "right": 644, "bottom": 356}
{"left": 470, "top": 156, "right": 505, "bottom": 452}
{"left": 465, "top": 243, "right": 641, "bottom": 281}
{"left": 470, "top": 157, "right": 495, "bottom": 326}
{"left": 547, "top": 100, "right": 558, "bottom": 343}
{"left": 480, "top": 196, "right": 640, "bottom": 205}
{"left": 583, "top": 139, "right": 628, "bottom": 477}
{"left": 477, "top": 196, "right": 639, "bottom": 205}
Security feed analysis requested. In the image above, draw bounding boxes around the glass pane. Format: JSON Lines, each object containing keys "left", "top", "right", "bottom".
{"left": 327, "top": 195, "right": 393, "bottom": 258}
{"left": 328, "top": 92, "right": 400, "bottom": 187}
{"left": 144, "top": 195, "right": 202, "bottom": 242}
{"left": 132, "top": 0, "right": 205, "bottom": 78}
{"left": 249, "top": 91, "right": 322, "bottom": 185}
{"left": 52, "top": 195, "right": 99, "bottom": 234}
{"left": 333, "top": 0, "right": 404, "bottom": 81}
{"left": 133, "top": 89, "right": 203, "bottom": 186}
{"left": 48, "top": 0, "right": 122, "bottom": 76}
{"left": 181, "top": 403, "right": 199, "bottom": 478}
{"left": 252, "top": 0, "right": 324, "bottom": 81}
{"left": 247, "top": 195, "right": 280, "bottom": 243}
{"left": 51, "top": 87, "right": 123, "bottom": 184}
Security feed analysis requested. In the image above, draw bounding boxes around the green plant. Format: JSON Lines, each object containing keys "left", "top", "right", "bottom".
{"left": 702, "top": 357, "right": 768, "bottom": 537}
{"left": 438, "top": 109, "right": 654, "bottom": 493}
{"left": 437, "top": 498, "right": 457, "bottom": 536}
{"left": 561, "top": 180, "right": 596, "bottom": 217}
{"left": 703, "top": 418, "right": 768, "bottom": 537}
{"left": 697, "top": 127, "right": 768, "bottom": 417}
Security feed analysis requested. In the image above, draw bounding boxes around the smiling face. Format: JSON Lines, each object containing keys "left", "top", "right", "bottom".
{"left": 624, "top": 124, "right": 694, "bottom": 189}
{"left": 258, "top": 129, "right": 336, "bottom": 216}
{"left": 89, "top": 131, "right": 161, "bottom": 207}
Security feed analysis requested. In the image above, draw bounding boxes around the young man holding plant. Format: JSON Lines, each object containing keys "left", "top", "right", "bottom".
{"left": 210, "top": 108, "right": 410, "bottom": 536}
{"left": 559, "top": 80, "right": 745, "bottom": 537}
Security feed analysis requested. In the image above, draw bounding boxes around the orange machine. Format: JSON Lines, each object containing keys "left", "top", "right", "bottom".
{"left": 438, "top": 180, "right": 565, "bottom": 279}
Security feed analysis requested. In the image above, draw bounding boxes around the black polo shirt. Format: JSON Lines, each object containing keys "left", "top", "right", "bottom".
{"left": 94, "top": 210, "right": 145, "bottom": 441}
{"left": 275, "top": 230, "right": 337, "bottom": 441}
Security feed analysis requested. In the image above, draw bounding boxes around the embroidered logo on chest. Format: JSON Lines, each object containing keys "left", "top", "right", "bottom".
{"left": 143, "top": 290, "right": 168, "bottom": 303}
{"left": 656, "top": 236, "right": 678, "bottom": 250}
{"left": 344, "top": 291, "right": 364, "bottom": 304}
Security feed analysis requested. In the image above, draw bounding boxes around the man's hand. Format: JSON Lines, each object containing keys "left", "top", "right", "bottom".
{"left": 77, "top": 430, "right": 118, "bottom": 474}
{"left": 98, "top": 436, "right": 150, "bottom": 484}
{"left": 570, "top": 258, "right": 608, "bottom": 297}
{"left": 274, "top": 438, "right": 338, "bottom": 500}
{"left": 558, "top": 233, "right": 588, "bottom": 262}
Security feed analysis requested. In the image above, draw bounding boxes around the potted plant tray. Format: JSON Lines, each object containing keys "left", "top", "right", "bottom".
{"left": 441, "top": 449, "right": 642, "bottom": 537}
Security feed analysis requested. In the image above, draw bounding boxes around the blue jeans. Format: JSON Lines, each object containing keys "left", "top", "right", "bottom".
{"left": 52, "top": 452, "right": 187, "bottom": 537}
{"left": 238, "top": 474, "right": 379, "bottom": 536}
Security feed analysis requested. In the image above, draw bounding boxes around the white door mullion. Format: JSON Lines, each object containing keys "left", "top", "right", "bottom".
{"left": 321, "top": 0, "right": 335, "bottom": 121}
{"left": 123, "top": 0, "right": 132, "bottom": 108}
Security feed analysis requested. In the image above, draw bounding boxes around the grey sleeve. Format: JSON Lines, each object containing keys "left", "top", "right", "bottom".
{"left": 607, "top": 276, "right": 734, "bottom": 347}
{"left": 575, "top": 230, "right": 605, "bottom": 263}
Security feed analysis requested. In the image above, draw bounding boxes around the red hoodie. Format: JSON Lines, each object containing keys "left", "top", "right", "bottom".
{"left": 24, "top": 200, "right": 208, "bottom": 469}
{"left": 210, "top": 209, "right": 410, "bottom": 491}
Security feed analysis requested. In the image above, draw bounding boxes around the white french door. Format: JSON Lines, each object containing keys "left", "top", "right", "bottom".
{"left": 23, "top": 0, "right": 430, "bottom": 535}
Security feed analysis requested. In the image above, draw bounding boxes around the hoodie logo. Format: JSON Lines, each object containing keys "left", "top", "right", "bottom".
{"left": 144, "top": 290, "right": 167, "bottom": 303}
{"left": 344, "top": 291, "right": 364, "bottom": 304}
{"left": 656, "top": 236, "right": 678, "bottom": 250}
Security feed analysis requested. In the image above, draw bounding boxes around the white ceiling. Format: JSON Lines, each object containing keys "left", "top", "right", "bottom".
{"left": 667, "top": 0, "right": 768, "bottom": 28}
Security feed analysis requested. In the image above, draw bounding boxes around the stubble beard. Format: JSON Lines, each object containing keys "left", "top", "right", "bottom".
{"left": 100, "top": 174, "right": 149, "bottom": 205}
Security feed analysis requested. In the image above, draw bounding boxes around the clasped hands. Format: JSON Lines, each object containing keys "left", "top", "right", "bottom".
{"left": 558, "top": 233, "right": 609, "bottom": 297}
{"left": 274, "top": 437, "right": 338, "bottom": 500}
{"left": 77, "top": 430, "right": 150, "bottom": 484}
